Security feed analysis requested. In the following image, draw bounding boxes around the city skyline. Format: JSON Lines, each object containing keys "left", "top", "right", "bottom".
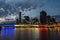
{"left": 0, "top": 0, "right": 60, "bottom": 40}
{"left": 0, "top": 11, "right": 57, "bottom": 24}
{"left": 0, "top": 0, "right": 60, "bottom": 23}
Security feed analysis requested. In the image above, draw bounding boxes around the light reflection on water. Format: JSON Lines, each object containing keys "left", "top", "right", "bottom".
{"left": 0, "top": 28, "right": 15, "bottom": 40}
{"left": 15, "top": 28, "right": 40, "bottom": 40}
{"left": 0, "top": 27, "right": 60, "bottom": 40}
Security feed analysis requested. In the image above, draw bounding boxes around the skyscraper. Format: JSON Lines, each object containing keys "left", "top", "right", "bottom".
{"left": 51, "top": 17, "right": 56, "bottom": 23}
{"left": 19, "top": 12, "right": 21, "bottom": 24}
{"left": 40, "top": 10, "right": 47, "bottom": 24}
{"left": 16, "top": 18, "right": 19, "bottom": 24}
{"left": 46, "top": 15, "right": 52, "bottom": 25}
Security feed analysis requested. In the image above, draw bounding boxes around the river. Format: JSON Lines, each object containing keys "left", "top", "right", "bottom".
{"left": 0, "top": 27, "right": 60, "bottom": 40}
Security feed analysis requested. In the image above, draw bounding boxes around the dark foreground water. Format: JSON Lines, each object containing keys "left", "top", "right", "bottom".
{"left": 0, "top": 27, "right": 60, "bottom": 40}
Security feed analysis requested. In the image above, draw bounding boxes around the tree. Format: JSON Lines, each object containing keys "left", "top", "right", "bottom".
{"left": 32, "top": 17, "right": 39, "bottom": 24}
{"left": 23, "top": 16, "right": 30, "bottom": 24}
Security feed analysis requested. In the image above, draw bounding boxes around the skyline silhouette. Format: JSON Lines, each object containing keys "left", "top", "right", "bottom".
{"left": 0, "top": 0, "right": 60, "bottom": 23}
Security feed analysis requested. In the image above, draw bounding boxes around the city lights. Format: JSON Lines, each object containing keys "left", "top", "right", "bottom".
{"left": 0, "top": 18, "right": 5, "bottom": 22}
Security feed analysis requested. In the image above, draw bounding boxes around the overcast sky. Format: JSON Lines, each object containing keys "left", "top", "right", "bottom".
{"left": 0, "top": 0, "right": 60, "bottom": 22}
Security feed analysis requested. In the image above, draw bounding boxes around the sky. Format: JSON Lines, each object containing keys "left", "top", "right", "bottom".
{"left": 0, "top": 0, "right": 60, "bottom": 23}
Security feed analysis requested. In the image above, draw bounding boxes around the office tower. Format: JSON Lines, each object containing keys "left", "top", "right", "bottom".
{"left": 53, "top": 16, "right": 56, "bottom": 22}
{"left": 19, "top": 12, "right": 21, "bottom": 24}
{"left": 16, "top": 18, "right": 19, "bottom": 24}
{"left": 46, "top": 15, "right": 52, "bottom": 24}
{"left": 51, "top": 17, "right": 56, "bottom": 23}
{"left": 23, "top": 16, "right": 30, "bottom": 24}
{"left": 40, "top": 10, "right": 47, "bottom": 24}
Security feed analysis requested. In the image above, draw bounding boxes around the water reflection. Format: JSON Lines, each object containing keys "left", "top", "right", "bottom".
{"left": 0, "top": 27, "right": 60, "bottom": 40}
{"left": 15, "top": 28, "right": 39, "bottom": 40}
{"left": 15, "top": 28, "right": 29, "bottom": 40}
{"left": 39, "top": 28, "right": 48, "bottom": 40}
{"left": 0, "top": 28, "right": 15, "bottom": 40}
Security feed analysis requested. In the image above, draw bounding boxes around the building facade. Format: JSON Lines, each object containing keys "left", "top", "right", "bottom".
{"left": 40, "top": 11, "right": 47, "bottom": 24}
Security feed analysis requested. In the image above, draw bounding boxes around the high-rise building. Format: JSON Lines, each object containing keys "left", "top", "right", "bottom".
{"left": 40, "top": 10, "right": 47, "bottom": 24}
{"left": 16, "top": 18, "right": 19, "bottom": 24}
{"left": 23, "top": 16, "right": 30, "bottom": 24}
{"left": 51, "top": 17, "right": 56, "bottom": 23}
{"left": 52, "top": 16, "right": 56, "bottom": 22}
{"left": 46, "top": 15, "right": 52, "bottom": 24}
{"left": 19, "top": 12, "right": 21, "bottom": 24}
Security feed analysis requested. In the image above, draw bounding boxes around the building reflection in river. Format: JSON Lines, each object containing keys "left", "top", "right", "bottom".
{"left": 0, "top": 26, "right": 60, "bottom": 40}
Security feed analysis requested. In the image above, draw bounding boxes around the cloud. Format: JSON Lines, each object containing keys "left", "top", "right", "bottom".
{"left": 5, "top": 14, "right": 17, "bottom": 21}
{"left": 0, "top": 14, "right": 17, "bottom": 23}
{"left": 5, "top": 0, "right": 45, "bottom": 10}
{"left": 0, "top": 0, "right": 60, "bottom": 23}
{"left": 0, "top": 8, "right": 5, "bottom": 12}
{"left": 0, "top": 0, "right": 46, "bottom": 17}
{"left": 0, "top": 18, "right": 5, "bottom": 22}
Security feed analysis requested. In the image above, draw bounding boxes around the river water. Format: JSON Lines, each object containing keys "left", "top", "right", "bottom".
{"left": 0, "top": 27, "right": 60, "bottom": 40}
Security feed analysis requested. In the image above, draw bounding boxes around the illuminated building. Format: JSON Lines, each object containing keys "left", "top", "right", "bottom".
{"left": 16, "top": 18, "right": 19, "bottom": 24}
{"left": 46, "top": 15, "right": 52, "bottom": 25}
{"left": 51, "top": 17, "right": 56, "bottom": 23}
{"left": 40, "top": 10, "right": 47, "bottom": 24}
{"left": 52, "top": 16, "right": 56, "bottom": 23}
{"left": 19, "top": 12, "right": 21, "bottom": 24}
